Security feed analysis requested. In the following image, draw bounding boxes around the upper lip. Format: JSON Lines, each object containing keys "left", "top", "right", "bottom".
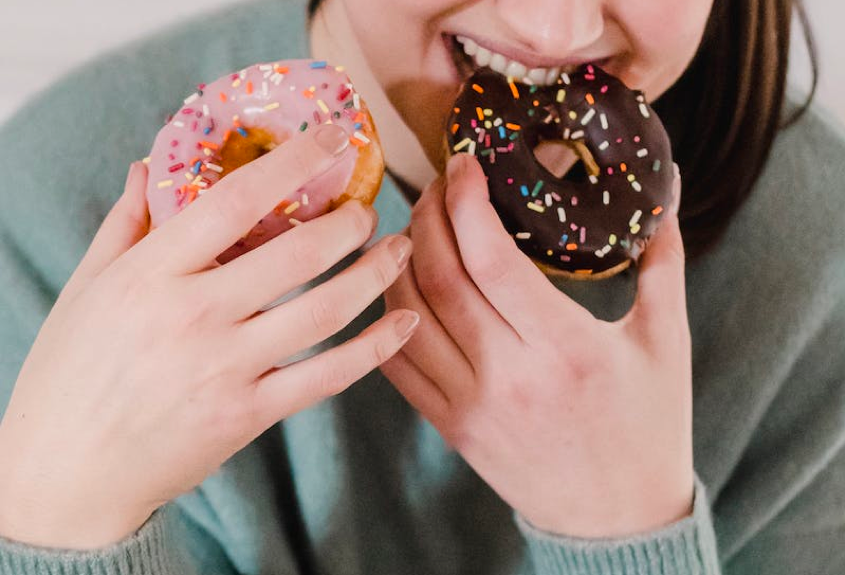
{"left": 449, "top": 32, "right": 608, "bottom": 70}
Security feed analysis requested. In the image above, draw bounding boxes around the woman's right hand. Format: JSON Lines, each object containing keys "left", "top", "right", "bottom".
{"left": 0, "top": 124, "right": 417, "bottom": 550}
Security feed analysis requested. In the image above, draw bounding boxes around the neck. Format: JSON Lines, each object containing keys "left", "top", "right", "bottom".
{"left": 308, "top": 0, "right": 436, "bottom": 199}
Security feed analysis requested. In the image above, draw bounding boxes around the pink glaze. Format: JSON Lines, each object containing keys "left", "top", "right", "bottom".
{"left": 144, "top": 59, "right": 376, "bottom": 263}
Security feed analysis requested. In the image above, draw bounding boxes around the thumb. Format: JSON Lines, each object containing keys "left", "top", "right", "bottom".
{"left": 627, "top": 168, "right": 687, "bottom": 345}
{"left": 60, "top": 162, "right": 151, "bottom": 301}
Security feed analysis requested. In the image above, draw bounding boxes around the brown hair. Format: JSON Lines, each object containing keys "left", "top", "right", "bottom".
{"left": 308, "top": 0, "right": 818, "bottom": 258}
{"left": 652, "top": 0, "right": 817, "bottom": 256}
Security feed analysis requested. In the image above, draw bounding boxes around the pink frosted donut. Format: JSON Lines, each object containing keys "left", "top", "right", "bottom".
{"left": 144, "top": 59, "right": 384, "bottom": 263}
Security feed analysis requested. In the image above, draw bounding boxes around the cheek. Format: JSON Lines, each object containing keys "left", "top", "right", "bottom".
{"left": 341, "top": 0, "right": 469, "bottom": 168}
{"left": 342, "top": 0, "right": 452, "bottom": 84}
{"left": 615, "top": 0, "right": 714, "bottom": 97}
{"left": 342, "top": 0, "right": 460, "bottom": 43}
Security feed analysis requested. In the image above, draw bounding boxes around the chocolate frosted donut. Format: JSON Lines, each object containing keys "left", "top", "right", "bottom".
{"left": 446, "top": 64, "right": 674, "bottom": 279}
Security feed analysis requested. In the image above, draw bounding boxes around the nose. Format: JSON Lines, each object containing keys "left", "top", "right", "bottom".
{"left": 495, "top": 0, "right": 605, "bottom": 56}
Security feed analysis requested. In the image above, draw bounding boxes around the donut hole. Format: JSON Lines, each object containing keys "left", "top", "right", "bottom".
{"left": 218, "top": 127, "right": 279, "bottom": 176}
{"left": 533, "top": 138, "right": 600, "bottom": 182}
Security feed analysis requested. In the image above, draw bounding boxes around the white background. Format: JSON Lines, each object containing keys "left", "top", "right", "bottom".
{"left": 0, "top": 0, "right": 841, "bottom": 123}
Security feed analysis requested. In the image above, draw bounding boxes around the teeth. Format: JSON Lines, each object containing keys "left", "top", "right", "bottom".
{"left": 474, "top": 46, "right": 492, "bottom": 67}
{"left": 505, "top": 60, "right": 528, "bottom": 79}
{"left": 461, "top": 36, "right": 478, "bottom": 56}
{"left": 489, "top": 53, "right": 508, "bottom": 75}
{"left": 455, "top": 35, "right": 565, "bottom": 86}
{"left": 527, "top": 68, "right": 548, "bottom": 84}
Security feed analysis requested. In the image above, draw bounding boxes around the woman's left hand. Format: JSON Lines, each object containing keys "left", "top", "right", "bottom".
{"left": 381, "top": 153, "right": 693, "bottom": 538}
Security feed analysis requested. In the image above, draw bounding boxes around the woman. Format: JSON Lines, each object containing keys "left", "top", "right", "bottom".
{"left": 0, "top": 0, "right": 843, "bottom": 573}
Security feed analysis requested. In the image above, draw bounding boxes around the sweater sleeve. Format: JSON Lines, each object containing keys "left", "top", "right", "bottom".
{"left": 0, "top": 504, "right": 240, "bottom": 575}
{"left": 513, "top": 474, "right": 721, "bottom": 575}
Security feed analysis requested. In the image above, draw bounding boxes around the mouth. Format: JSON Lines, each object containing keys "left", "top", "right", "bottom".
{"left": 444, "top": 33, "right": 609, "bottom": 87}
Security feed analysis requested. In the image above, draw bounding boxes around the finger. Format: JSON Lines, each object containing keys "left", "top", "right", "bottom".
{"left": 411, "top": 176, "right": 517, "bottom": 358}
{"left": 204, "top": 200, "right": 377, "bottom": 319}
{"left": 142, "top": 123, "right": 351, "bottom": 274}
{"left": 61, "top": 162, "right": 151, "bottom": 301}
{"left": 383, "top": 265, "right": 474, "bottom": 400}
{"left": 625, "top": 170, "right": 687, "bottom": 344}
{"left": 379, "top": 349, "right": 451, "bottom": 432}
{"left": 443, "top": 153, "right": 593, "bottom": 336}
{"left": 251, "top": 309, "right": 419, "bottom": 430}
{"left": 240, "top": 234, "right": 412, "bottom": 368}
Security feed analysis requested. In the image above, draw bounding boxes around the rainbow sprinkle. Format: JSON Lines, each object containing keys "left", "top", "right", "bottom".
{"left": 446, "top": 64, "right": 673, "bottom": 275}
{"left": 149, "top": 59, "right": 374, "bottom": 223}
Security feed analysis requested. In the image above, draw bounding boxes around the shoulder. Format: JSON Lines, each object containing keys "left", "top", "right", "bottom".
{"left": 686, "top": 100, "right": 845, "bottom": 567}
{"left": 775, "top": 94, "right": 845, "bottom": 164}
{"left": 0, "top": 0, "right": 308, "bottom": 290}
{"left": 718, "top": 96, "right": 845, "bottom": 286}
{"left": 686, "top": 96, "right": 845, "bottom": 325}
{"left": 759, "top": 96, "right": 845, "bottom": 235}
{"left": 768, "top": 95, "right": 845, "bottom": 202}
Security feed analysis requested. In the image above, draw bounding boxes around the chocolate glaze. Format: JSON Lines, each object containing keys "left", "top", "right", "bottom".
{"left": 447, "top": 64, "right": 673, "bottom": 276}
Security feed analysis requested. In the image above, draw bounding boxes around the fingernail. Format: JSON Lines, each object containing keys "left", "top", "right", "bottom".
{"left": 672, "top": 162, "right": 680, "bottom": 178}
{"left": 313, "top": 124, "right": 349, "bottom": 156}
{"left": 387, "top": 235, "right": 412, "bottom": 268}
{"left": 446, "top": 153, "right": 465, "bottom": 183}
{"left": 395, "top": 310, "right": 420, "bottom": 340}
{"left": 671, "top": 164, "right": 682, "bottom": 216}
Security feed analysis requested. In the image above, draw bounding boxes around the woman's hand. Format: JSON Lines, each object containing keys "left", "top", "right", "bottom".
{"left": 381, "top": 153, "right": 691, "bottom": 539}
{"left": 0, "top": 124, "right": 418, "bottom": 549}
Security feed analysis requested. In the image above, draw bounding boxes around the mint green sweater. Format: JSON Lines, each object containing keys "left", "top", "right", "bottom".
{"left": 1, "top": 1, "right": 844, "bottom": 573}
